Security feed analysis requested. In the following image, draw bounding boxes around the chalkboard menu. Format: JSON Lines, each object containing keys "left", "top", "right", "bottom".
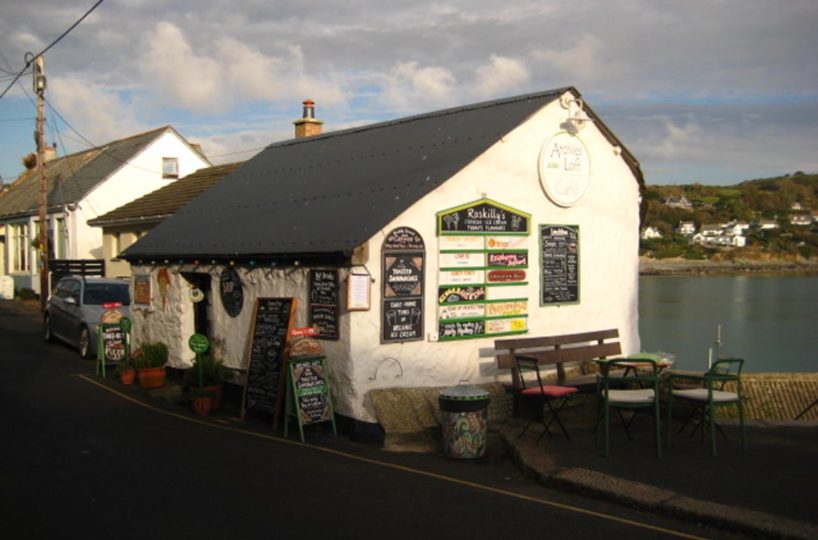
{"left": 98, "top": 323, "right": 127, "bottom": 362}
{"left": 284, "top": 356, "right": 337, "bottom": 442}
{"left": 309, "top": 270, "right": 339, "bottom": 340}
{"left": 540, "top": 225, "right": 580, "bottom": 305}
{"left": 220, "top": 267, "right": 244, "bottom": 317}
{"left": 242, "top": 298, "right": 297, "bottom": 422}
{"left": 382, "top": 227, "right": 425, "bottom": 343}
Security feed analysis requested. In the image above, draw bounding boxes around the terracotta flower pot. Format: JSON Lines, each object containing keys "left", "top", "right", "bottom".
{"left": 119, "top": 369, "right": 136, "bottom": 385}
{"left": 191, "top": 395, "right": 213, "bottom": 417}
{"left": 137, "top": 366, "right": 167, "bottom": 389}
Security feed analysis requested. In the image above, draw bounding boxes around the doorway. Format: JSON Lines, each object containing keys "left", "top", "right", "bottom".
{"left": 181, "top": 272, "right": 212, "bottom": 338}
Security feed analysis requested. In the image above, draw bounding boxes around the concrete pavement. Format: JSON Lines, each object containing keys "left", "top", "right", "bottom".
{"left": 499, "top": 396, "right": 818, "bottom": 540}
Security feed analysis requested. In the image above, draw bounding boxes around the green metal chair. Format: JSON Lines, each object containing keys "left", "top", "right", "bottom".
{"left": 666, "top": 357, "right": 745, "bottom": 457}
{"left": 596, "top": 357, "right": 662, "bottom": 457}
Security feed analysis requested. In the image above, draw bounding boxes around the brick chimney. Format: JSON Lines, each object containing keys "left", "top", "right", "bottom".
{"left": 293, "top": 99, "right": 323, "bottom": 138}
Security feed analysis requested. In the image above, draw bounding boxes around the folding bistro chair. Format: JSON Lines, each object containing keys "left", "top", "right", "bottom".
{"left": 515, "top": 356, "right": 578, "bottom": 441}
{"left": 667, "top": 357, "right": 745, "bottom": 457}
{"left": 596, "top": 357, "right": 662, "bottom": 457}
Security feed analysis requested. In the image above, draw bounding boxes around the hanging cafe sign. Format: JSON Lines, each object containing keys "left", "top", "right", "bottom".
{"left": 539, "top": 132, "right": 591, "bottom": 207}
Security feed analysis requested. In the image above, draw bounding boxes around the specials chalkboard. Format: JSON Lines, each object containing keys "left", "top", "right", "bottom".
{"left": 540, "top": 225, "right": 580, "bottom": 305}
{"left": 285, "top": 356, "right": 337, "bottom": 442}
{"left": 382, "top": 253, "right": 425, "bottom": 343}
{"left": 242, "top": 298, "right": 297, "bottom": 423}
{"left": 98, "top": 323, "right": 127, "bottom": 363}
{"left": 309, "top": 270, "right": 339, "bottom": 340}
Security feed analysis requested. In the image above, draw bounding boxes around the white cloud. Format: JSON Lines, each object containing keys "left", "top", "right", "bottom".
{"left": 531, "top": 34, "right": 627, "bottom": 86}
{"left": 140, "top": 22, "right": 225, "bottom": 112}
{"left": 379, "top": 61, "right": 457, "bottom": 111}
{"left": 138, "top": 22, "right": 346, "bottom": 114}
{"left": 473, "top": 55, "right": 530, "bottom": 98}
{"left": 48, "top": 77, "right": 144, "bottom": 149}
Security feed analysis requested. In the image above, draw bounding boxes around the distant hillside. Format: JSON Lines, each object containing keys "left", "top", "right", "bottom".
{"left": 641, "top": 172, "right": 818, "bottom": 260}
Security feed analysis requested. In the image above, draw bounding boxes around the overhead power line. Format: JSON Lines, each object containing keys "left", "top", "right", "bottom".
{"left": 0, "top": 0, "right": 105, "bottom": 100}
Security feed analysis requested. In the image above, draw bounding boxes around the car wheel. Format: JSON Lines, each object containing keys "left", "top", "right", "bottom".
{"left": 44, "top": 315, "right": 54, "bottom": 342}
{"left": 79, "top": 326, "right": 93, "bottom": 359}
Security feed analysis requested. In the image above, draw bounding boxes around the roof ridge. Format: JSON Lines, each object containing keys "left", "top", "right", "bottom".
{"left": 265, "top": 87, "right": 574, "bottom": 151}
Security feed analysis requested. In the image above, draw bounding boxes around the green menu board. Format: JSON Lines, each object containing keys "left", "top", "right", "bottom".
{"left": 284, "top": 356, "right": 337, "bottom": 442}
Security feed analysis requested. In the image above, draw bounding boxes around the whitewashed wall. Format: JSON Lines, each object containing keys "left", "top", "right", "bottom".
{"left": 342, "top": 97, "right": 642, "bottom": 423}
{"left": 128, "top": 264, "right": 354, "bottom": 411}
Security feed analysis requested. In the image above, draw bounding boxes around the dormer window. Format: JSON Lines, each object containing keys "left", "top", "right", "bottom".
{"left": 162, "top": 157, "right": 179, "bottom": 179}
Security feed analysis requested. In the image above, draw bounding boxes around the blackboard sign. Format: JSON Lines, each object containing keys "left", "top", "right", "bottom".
{"left": 220, "top": 267, "right": 244, "bottom": 317}
{"left": 382, "top": 227, "right": 425, "bottom": 344}
{"left": 98, "top": 323, "right": 127, "bottom": 362}
{"left": 383, "top": 298, "right": 423, "bottom": 342}
{"left": 285, "top": 356, "right": 337, "bottom": 442}
{"left": 540, "top": 225, "right": 580, "bottom": 305}
{"left": 438, "top": 199, "right": 530, "bottom": 235}
{"left": 309, "top": 270, "right": 339, "bottom": 340}
{"left": 242, "top": 298, "right": 297, "bottom": 423}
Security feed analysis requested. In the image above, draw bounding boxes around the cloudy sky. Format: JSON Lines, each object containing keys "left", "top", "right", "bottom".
{"left": 1, "top": 0, "right": 816, "bottom": 186}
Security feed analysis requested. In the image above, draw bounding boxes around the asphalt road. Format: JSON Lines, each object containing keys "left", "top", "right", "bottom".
{"left": 0, "top": 300, "right": 738, "bottom": 539}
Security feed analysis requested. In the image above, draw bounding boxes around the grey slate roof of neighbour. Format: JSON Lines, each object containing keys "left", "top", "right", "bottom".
{"left": 122, "top": 88, "right": 643, "bottom": 262}
{"left": 0, "top": 126, "right": 203, "bottom": 220}
{"left": 88, "top": 162, "right": 241, "bottom": 228}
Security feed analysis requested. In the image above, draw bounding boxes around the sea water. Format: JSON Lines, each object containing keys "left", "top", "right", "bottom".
{"left": 638, "top": 274, "right": 818, "bottom": 372}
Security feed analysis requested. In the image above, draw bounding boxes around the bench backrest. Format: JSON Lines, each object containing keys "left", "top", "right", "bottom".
{"left": 495, "top": 329, "right": 621, "bottom": 382}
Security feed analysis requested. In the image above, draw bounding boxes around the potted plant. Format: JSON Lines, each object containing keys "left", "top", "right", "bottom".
{"left": 114, "top": 359, "right": 136, "bottom": 385}
{"left": 187, "top": 354, "right": 230, "bottom": 410}
{"left": 189, "top": 386, "right": 214, "bottom": 417}
{"left": 132, "top": 342, "right": 168, "bottom": 389}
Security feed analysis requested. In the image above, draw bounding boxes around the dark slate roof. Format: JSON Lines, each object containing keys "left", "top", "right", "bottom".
{"left": 122, "top": 88, "right": 642, "bottom": 262}
{"left": 88, "top": 162, "right": 241, "bottom": 228}
{"left": 0, "top": 126, "right": 196, "bottom": 220}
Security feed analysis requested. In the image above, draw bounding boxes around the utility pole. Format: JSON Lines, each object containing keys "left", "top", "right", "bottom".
{"left": 33, "top": 55, "right": 48, "bottom": 312}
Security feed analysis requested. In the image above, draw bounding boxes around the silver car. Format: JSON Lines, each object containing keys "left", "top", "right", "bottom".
{"left": 44, "top": 275, "right": 131, "bottom": 358}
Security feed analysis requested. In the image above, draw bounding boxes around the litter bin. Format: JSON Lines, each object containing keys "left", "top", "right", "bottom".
{"left": 439, "top": 383, "right": 491, "bottom": 459}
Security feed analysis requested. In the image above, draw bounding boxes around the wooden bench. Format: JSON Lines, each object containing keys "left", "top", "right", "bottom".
{"left": 495, "top": 329, "right": 622, "bottom": 388}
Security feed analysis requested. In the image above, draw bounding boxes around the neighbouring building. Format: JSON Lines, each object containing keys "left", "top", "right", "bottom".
{"left": 663, "top": 194, "right": 692, "bottom": 210}
{"left": 757, "top": 218, "right": 779, "bottom": 230}
{"left": 789, "top": 214, "right": 812, "bottom": 226}
{"left": 88, "top": 162, "right": 241, "bottom": 278}
{"left": 640, "top": 226, "right": 662, "bottom": 240}
{"left": 121, "top": 89, "right": 645, "bottom": 434}
{"left": 677, "top": 221, "right": 696, "bottom": 235}
{"left": 0, "top": 126, "right": 210, "bottom": 295}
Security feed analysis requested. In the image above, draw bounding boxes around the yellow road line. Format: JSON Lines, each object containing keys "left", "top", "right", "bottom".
{"left": 78, "top": 374, "right": 705, "bottom": 540}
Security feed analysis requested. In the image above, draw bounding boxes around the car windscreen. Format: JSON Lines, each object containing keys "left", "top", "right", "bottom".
{"left": 83, "top": 283, "right": 131, "bottom": 306}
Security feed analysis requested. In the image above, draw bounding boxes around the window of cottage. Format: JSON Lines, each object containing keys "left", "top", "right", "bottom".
{"left": 162, "top": 157, "right": 179, "bottom": 179}
{"left": 11, "top": 223, "right": 29, "bottom": 272}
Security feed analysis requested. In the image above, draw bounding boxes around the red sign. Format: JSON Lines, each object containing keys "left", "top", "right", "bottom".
{"left": 487, "top": 269, "right": 526, "bottom": 283}
{"left": 290, "top": 326, "right": 320, "bottom": 337}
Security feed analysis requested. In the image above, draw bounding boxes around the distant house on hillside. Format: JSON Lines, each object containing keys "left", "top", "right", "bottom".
{"left": 0, "top": 126, "right": 210, "bottom": 295}
{"left": 699, "top": 224, "right": 724, "bottom": 237}
{"left": 88, "top": 162, "right": 241, "bottom": 277}
{"left": 640, "top": 226, "right": 662, "bottom": 240}
{"left": 757, "top": 218, "right": 779, "bottom": 230}
{"left": 789, "top": 214, "right": 812, "bottom": 226}
{"left": 664, "top": 195, "right": 693, "bottom": 210}
{"left": 677, "top": 221, "right": 696, "bottom": 235}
